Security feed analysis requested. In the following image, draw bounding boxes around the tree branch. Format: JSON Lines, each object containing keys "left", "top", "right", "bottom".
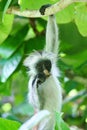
{"left": 65, "top": 70, "right": 87, "bottom": 87}
{"left": 73, "top": 76, "right": 87, "bottom": 87}
{"left": 7, "top": 0, "right": 87, "bottom": 18}
{"left": 63, "top": 89, "right": 87, "bottom": 104}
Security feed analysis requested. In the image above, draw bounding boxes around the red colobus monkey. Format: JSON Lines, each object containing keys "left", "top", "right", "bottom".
{"left": 19, "top": 5, "right": 62, "bottom": 130}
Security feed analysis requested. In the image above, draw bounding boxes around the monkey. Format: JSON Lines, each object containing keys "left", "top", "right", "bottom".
{"left": 19, "top": 4, "right": 62, "bottom": 130}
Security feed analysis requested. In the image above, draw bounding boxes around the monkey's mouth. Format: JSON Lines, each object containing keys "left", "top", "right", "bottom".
{"left": 37, "top": 70, "right": 50, "bottom": 87}
{"left": 43, "top": 69, "right": 50, "bottom": 77}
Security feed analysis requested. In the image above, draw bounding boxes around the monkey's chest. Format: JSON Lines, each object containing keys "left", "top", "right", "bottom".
{"left": 37, "top": 76, "right": 59, "bottom": 112}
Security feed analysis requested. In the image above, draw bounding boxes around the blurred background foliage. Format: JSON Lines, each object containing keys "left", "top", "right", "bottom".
{"left": 0, "top": 0, "right": 87, "bottom": 130}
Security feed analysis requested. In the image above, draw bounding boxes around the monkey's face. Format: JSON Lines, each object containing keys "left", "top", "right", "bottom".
{"left": 34, "top": 59, "right": 51, "bottom": 85}
{"left": 24, "top": 51, "right": 58, "bottom": 78}
{"left": 35, "top": 59, "right": 51, "bottom": 77}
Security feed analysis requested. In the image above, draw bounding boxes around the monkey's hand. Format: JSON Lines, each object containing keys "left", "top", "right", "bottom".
{"left": 39, "top": 4, "right": 51, "bottom": 15}
{"left": 28, "top": 73, "right": 46, "bottom": 110}
{"left": 37, "top": 73, "right": 46, "bottom": 87}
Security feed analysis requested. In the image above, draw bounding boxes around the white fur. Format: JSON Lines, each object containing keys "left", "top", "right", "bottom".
{"left": 20, "top": 15, "right": 62, "bottom": 130}
{"left": 23, "top": 51, "right": 62, "bottom": 130}
{"left": 38, "top": 75, "right": 62, "bottom": 130}
{"left": 19, "top": 110, "right": 51, "bottom": 130}
{"left": 45, "top": 15, "right": 59, "bottom": 56}
{"left": 24, "top": 51, "right": 58, "bottom": 76}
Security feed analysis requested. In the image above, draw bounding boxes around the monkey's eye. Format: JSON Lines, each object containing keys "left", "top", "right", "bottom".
{"left": 35, "top": 61, "right": 43, "bottom": 72}
{"left": 35, "top": 59, "right": 52, "bottom": 73}
{"left": 44, "top": 60, "right": 51, "bottom": 72}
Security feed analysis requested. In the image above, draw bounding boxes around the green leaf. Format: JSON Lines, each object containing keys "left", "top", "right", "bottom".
{"left": 0, "top": 118, "right": 21, "bottom": 130}
{"left": 55, "top": 112, "right": 70, "bottom": 130}
{"left": 76, "top": 61, "right": 87, "bottom": 78}
{"left": 0, "top": 13, "right": 14, "bottom": 44}
{"left": 0, "top": 80, "right": 11, "bottom": 95}
{"left": 62, "top": 50, "right": 87, "bottom": 68}
{"left": 61, "top": 119, "right": 70, "bottom": 130}
{"left": 0, "top": 24, "right": 29, "bottom": 58}
{"left": 75, "top": 3, "right": 87, "bottom": 36}
{"left": 25, "top": 36, "right": 45, "bottom": 54}
{"left": 59, "top": 22, "right": 87, "bottom": 68}
{"left": 55, "top": 112, "right": 61, "bottom": 130}
{"left": 59, "top": 22, "right": 87, "bottom": 54}
{"left": 56, "top": 4, "right": 74, "bottom": 24}
{"left": 64, "top": 80, "right": 78, "bottom": 94}
{"left": 18, "top": 0, "right": 59, "bottom": 10}
{"left": 1, "top": 47, "right": 24, "bottom": 82}
{"left": 11, "top": 17, "right": 29, "bottom": 35}
{"left": 0, "top": 0, "right": 7, "bottom": 12}
{"left": 2, "top": 0, "right": 12, "bottom": 21}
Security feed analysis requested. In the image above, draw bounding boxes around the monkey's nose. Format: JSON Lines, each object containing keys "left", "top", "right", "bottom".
{"left": 43, "top": 69, "right": 50, "bottom": 76}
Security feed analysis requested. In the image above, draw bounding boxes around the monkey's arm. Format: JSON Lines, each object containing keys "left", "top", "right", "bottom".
{"left": 40, "top": 5, "right": 59, "bottom": 56}
{"left": 28, "top": 73, "right": 46, "bottom": 111}
{"left": 46, "top": 15, "right": 59, "bottom": 55}
{"left": 28, "top": 75, "right": 40, "bottom": 111}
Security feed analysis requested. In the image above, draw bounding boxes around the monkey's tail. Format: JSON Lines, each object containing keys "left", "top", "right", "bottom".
{"left": 19, "top": 110, "right": 50, "bottom": 130}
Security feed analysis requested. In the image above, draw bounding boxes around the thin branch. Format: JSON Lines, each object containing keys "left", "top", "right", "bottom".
{"left": 63, "top": 89, "right": 87, "bottom": 104}
{"left": 29, "top": 18, "right": 40, "bottom": 35}
{"left": 73, "top": 76, "right": 87, "bottom": 87}
{"left": 7, "top": 0, "right": 87, "bottom": 18}
{"left": 65, "top": 69, "right": 87, "bottom": 87}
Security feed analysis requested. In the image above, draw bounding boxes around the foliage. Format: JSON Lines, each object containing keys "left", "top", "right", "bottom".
{"left": 0, "top": 118, "right": 21, "bottom": 130}
{"left": 0, "top": 0, "right": 87, "bottom": 130}
{"left": 55, "top": 112, "right": 70, "bottom": 130}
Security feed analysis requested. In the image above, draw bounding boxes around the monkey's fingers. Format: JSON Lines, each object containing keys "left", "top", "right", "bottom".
{"left": 39, "top": 4, "right": 51, "bottom": 15}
